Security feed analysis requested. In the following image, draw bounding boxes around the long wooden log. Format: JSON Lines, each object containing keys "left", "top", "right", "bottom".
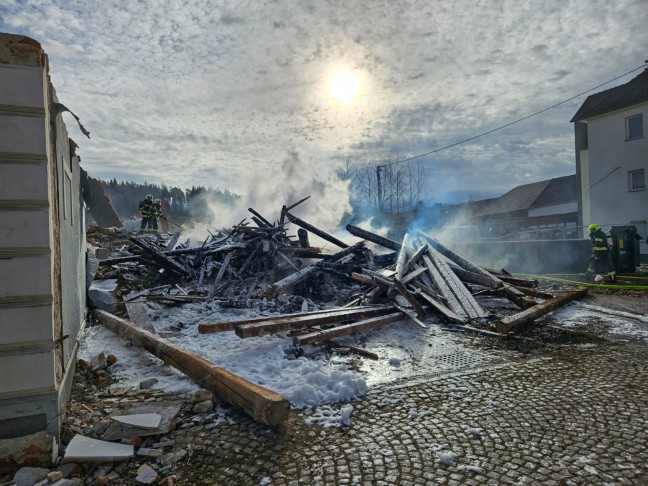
{"left": 293, "top": 311, "right": 406, "bottom": 345}
{"left": 285, "top": 212, "right": 349, "bottom": 249}
{"left": 95, "top": 310, "right": 290, "bottom": 426}
{"left": 235, "top": 306, "right": 396, "bottom": 338}
{"left": 345, "top": 224, "right": 401, "bottom": 251}
{"left": 494, "top": 286, "right": 588, "bottom": 335}
{"left": 248, "top": 207, "right": 273, "bottom": 228}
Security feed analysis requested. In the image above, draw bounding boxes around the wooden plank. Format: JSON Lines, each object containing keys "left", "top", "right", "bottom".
{"left": 415, "top": 289, "right": 466, "bottom": 324}
{"left": 419, "top": 232, "right": 535, "bottom": 309}
{"left": 426, "top": 248, "right": 486, "bottom": 320}
{"left": 95, "top": 310, "right": 290, "bottom": 426}
{"left": 293, "top": 312, "right": 406, "bottom": 345}
{"left": 495, "top": 286, "right": 589, "bottom": 335}
{"left": 198, "top": 305, "right": 386, "bottom": 334}
{"left": 325, "top": 341, "right": 379, "bottom": 360}
{"left": 392, "top": 279, "right": 426, "bottom": 318}
{"left": 235, "top": 306, "right": 397, "bottom": 338}
{"left": 401, "top": 266, "right": 428, "bottom": 285}
{"left": 422, "top": 254, "right": 468, "bottom": 319}
{"left": 394, "top": 233, "right": 410, "bottom": 282}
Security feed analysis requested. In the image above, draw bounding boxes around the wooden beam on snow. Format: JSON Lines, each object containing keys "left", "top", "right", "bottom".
{"left": 95, "top": 310, "right": 290, "bottom": 426}
{"left": 293, "top": 311, "right": 407, "bottom": 345}
{"left": 494, "top": 286, "right": 588, "bottom": 335}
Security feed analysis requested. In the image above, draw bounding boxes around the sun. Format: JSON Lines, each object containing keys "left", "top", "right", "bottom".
{"left": 328, "top": 70, "right": 361, "bottom": 105}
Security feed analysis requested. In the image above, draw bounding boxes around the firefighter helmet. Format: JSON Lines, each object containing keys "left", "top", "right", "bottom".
{"left": 146, "top": 194, "right": 153, "bottom": 200}
{"left": 154, "top": 198, "right": 161, "bottom": 204}
{"left": 588, "top": 223, "right": 601, "bottom": 232}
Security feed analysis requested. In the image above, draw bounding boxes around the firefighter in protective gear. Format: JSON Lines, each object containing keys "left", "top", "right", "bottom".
{"left": 138, "top": 194, "right": 156, "bottom": 232}
{"left": 586, "top": 223, "right": 616, "bottom": 282}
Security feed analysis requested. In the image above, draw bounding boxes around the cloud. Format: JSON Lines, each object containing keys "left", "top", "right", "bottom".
{"left": 1, "top": 0, "right": 647, "bottom": 216}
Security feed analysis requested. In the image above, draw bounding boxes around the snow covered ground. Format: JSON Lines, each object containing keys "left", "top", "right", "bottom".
{"left": 78, "top": 294, "right": 648, "bottom": 414}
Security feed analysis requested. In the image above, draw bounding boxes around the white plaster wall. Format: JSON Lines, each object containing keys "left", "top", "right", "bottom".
{"left": 0, "top": 116, "right": 46, "bottom": 154}
{"left": 0, "top": 209, "right": 50, "bottom": 247}
{"left": 0, "top": 351, "right": 55, "bottom": 397}
{"left": 0, "top": 163, "right": 48, "bottom": 199}
{"left": 583, "top": 102, "right": 648, "bottom": 246}
{"left": 0, "top": 65, "right": 45, "bottom": 108}
{"left": 0, "top": 305, "right": 53, "bottom": 347}
{"left": 0, "top": 254, "right": 51, "bottom": 298}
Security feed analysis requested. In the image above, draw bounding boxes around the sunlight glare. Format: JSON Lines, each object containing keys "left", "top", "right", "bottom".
{"left": 328, "top": 71, "right": 361, "bottom": 105}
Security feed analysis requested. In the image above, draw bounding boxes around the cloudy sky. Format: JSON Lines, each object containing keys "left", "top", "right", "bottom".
{"left": 2, "top": 0, "right": 647, "bottom": 220}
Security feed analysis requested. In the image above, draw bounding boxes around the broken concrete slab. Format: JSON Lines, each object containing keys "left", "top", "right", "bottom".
{"left": 102, "top": 402, "right": 182, "bottom": 441}
{"left": 135, "top": 464, "right": 158, "bottom": 484}
{"left": 13, "top": 467, "right": 49, "bottom": 486}
{"left": 110, "top": 413, "right": 162, "bottom": 429}
{"left": 63, "top": 435, "right": 134, "bottom": 463}
{"left": 88, "top": 279, "right": 119, "bottom": 312}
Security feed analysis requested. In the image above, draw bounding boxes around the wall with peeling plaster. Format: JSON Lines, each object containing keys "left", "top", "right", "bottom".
{"left": 0, "top": 33, "right": 86, "bottom": 466}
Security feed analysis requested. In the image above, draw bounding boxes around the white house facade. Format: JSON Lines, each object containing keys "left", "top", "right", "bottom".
{"left": 572, "top": 68, "right": 648, "bottom": 259}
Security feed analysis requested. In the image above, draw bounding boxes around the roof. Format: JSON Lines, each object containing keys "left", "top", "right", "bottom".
{"left": 571, "top": 68, "right": 648, "bottom": 122}
{"left": 531, "top": 174, "right": 577, "bottom": 207}
{"left": 473, "top": 175, "right": 576, "bottom": 217}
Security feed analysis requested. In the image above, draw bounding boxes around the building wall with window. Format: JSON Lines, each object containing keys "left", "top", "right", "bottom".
{"left": 576, "top": 101, "right": 647, "bottom": 247}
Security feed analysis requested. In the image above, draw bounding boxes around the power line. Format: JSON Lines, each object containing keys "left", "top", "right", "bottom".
{"left": 379, "top": 62, "right": 648, "bottom": 168}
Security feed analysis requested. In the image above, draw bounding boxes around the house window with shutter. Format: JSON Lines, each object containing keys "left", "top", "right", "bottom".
{"left": 626, "top": 114, "right": 643, "bottom": 140}
{"left": 629, "top": 168, "right": 645, "bottom": 191}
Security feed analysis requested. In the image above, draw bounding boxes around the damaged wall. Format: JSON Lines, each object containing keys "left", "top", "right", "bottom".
{"left": 0, "top": 33, "right": 86, "bottom": 466}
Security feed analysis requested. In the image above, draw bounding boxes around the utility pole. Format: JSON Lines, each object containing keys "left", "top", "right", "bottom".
{"left": 376, "top": 164, "right": 384, "bottom": 212}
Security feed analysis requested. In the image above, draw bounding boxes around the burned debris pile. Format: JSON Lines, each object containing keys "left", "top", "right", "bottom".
{"left": 88, "top": 195, "right": 587, "bottom": 344}
{"left": 84, "top": 196, "right": 589, "bottom": 427}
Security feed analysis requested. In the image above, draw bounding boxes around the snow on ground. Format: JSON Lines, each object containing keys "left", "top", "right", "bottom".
{"left": 78, "top": 292, "right": 648, "bottom": 415}
{"left": 79, "top": 299, "right": 488, "bottom": 409}
{"left": 548, "top": 301, "right": 648, "bottom": 341}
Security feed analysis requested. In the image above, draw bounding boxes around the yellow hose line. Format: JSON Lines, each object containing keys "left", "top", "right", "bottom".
{"left": 513, "top": 273, "right": 648, "bottom": 291}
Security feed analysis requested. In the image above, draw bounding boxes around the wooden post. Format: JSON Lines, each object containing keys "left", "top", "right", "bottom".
{"left": 494, "top": 286, "right": 588, "bottom": 335}
{"left": 285, "top": 212, "right": 349, "bottom": 249}
{"left": 95, "top": 310, "right": 290, "bottom": 426}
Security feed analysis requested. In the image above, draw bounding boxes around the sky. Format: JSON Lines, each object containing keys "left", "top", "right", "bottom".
{"left": 2, "top": 0, "right": 648, "bottom": 222}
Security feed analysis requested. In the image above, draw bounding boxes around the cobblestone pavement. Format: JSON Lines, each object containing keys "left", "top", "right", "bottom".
{"left": 174, "top": 340, "right": 648, "bottom": 485}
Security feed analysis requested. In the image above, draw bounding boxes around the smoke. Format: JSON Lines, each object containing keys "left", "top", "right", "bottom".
{"left": 181, "top": 151, "right": 352, "bottom": 247}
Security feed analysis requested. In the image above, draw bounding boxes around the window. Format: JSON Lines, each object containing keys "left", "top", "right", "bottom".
{"left": 629, "top": 169, "right": 645, "bottom": 191}
{"left": 626, "top": 114, "right": 643, "bottom": 140}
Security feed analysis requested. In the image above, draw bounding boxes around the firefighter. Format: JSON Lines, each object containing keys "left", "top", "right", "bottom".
{"left": 586, "top": 223, "right": 616, "bottom": 283}
{"left": 138, "top": 194, "right": 155, "bottom": 232}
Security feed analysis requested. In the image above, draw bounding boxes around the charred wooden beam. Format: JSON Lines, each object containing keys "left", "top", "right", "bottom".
{"left": 345, "top": 224, "right": 401, "bottom": 251}
{"left": 325, "top": 341, "right": 379, "bottom": 360}
{"left": 234, "top": 306, "right": 397, "bottom": 338}
{"left": 284, "top": 195, "right": 311, "bottom": 213}
{"left": 95, "top": 310, "right": 290, "bottom": 426}
{"left": 285, "top": 212, "right": 349, "bottom": 249}
{"left": 98, "top": 255, "right": 140, "bottom": 266}
{"left": 393, "top": 279, "right": 426, "bottom": 318}
{"left": 129, "top": 236, "right": 190, "bottom": 276}
{"left": 293, "top": 311, "right": 407, "bottom": 345}
{"left": 422, "top": 254, "right": 468, "bottom": 320}
{"left": 413, "top": 287, "right": 465, "bottom": 324}
{"left": 198, "top": 305, "right": 385, "bottom": 334}
{"left": 494, "top": 286, "right": 589, "bottom": 335}
{"left": 426, "top": 248, "right": 486, "bottom": 320}
{"left": 394, "top": 233, "right": 410, "bottom": 282}
{"left": 248, "top": 208, "right": 273, "bottom": 228}
{"left": 419, "top": 232, "right": 535, "bottom": 309}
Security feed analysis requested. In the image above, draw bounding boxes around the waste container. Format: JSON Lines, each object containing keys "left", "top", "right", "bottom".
{"left": 609, "top": 226, "right": 640, "bottom": 274}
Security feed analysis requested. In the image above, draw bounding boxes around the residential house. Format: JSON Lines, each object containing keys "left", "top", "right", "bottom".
{"left": 469, "top": 174, "right": 579, "bottom": 240}
{"left": 0, "top": 34, "right": 86, "bottom": 465}
{"left": 571, "top": 67, "right": 648, "bottom": 257}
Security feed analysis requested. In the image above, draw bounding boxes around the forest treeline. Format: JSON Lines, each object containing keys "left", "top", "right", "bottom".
{"left": 99, "top": 178, "right": 240, "bottom": 221}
